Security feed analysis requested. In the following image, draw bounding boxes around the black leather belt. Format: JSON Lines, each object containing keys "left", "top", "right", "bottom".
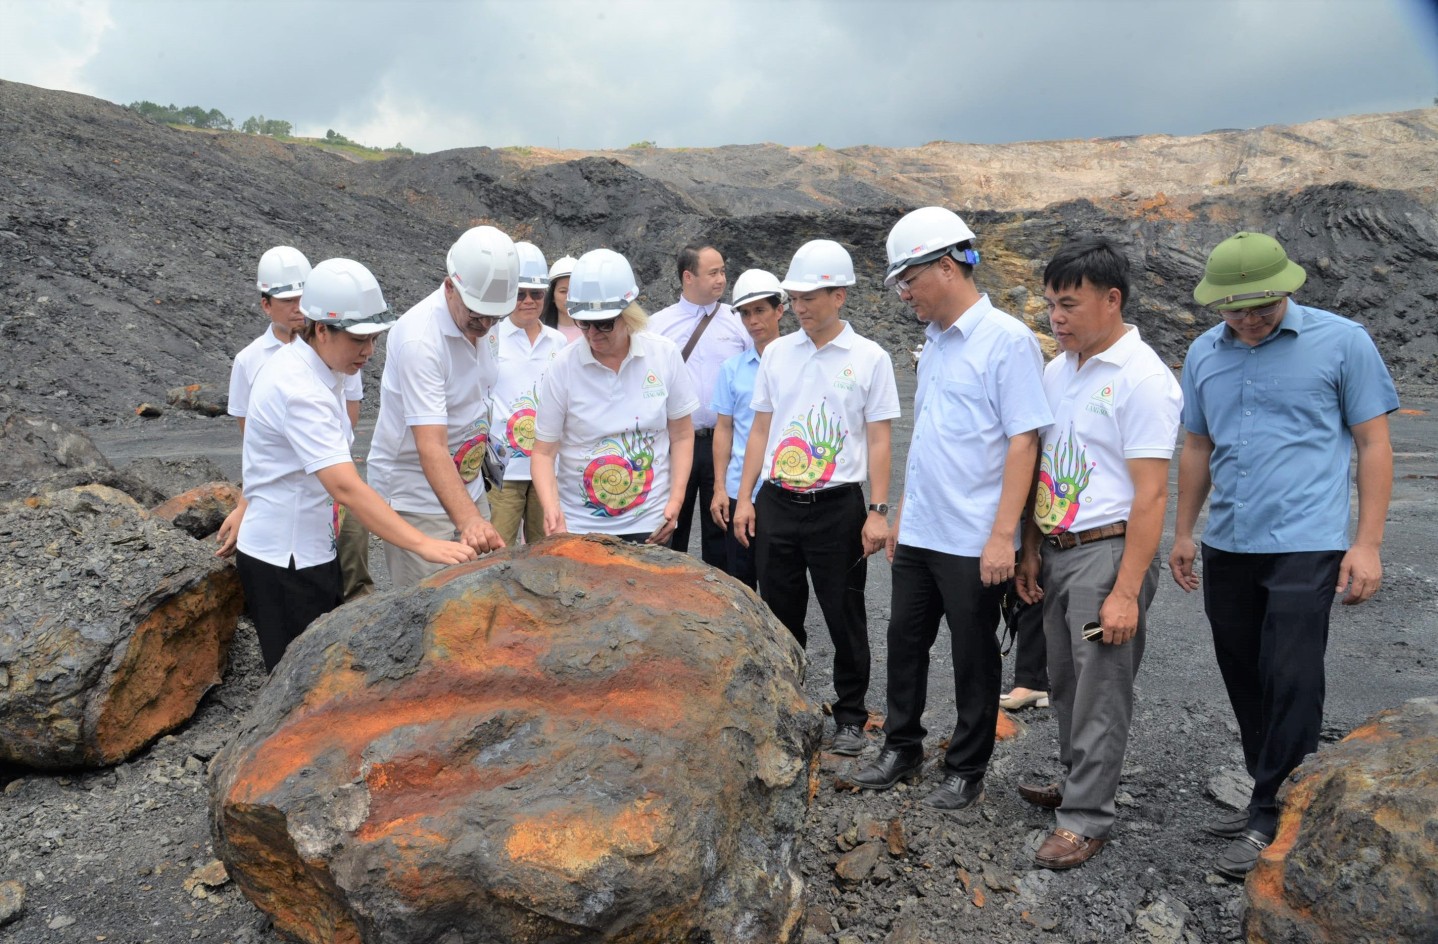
{"left": 764, "top": 481, "right": 860, "bottom": 505}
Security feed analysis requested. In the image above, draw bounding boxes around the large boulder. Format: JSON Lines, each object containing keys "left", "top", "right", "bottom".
{"left": 0, "top": 484, "right": 243, "bottom": 768}
{"left": 1246, "top": 696, "right": 1438, "bottom": 943}
{"left": 210, "top": 534, "right": 823, "bottom": 944}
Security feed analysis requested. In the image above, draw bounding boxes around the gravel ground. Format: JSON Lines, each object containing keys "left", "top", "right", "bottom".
{"left": 2, "top": 382, "right": 1435, "bottom": 944}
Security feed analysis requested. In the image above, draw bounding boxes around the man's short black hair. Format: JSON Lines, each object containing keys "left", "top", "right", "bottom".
{"left": 676, "top": 242, "right": 716, "bottom": 283}
{"left": 1043, "top": 237, "right": 1130, "bottom": 309}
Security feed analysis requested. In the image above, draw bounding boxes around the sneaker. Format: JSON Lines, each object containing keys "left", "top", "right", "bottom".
{"left": 829, "top": 724, "right": 868, "bottom": 757}
{"left": 1215, "top": 829, "right": 1273, "bottom": 879}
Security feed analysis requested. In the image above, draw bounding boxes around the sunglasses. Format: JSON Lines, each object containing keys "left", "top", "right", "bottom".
{"left": 577, "top": 317, "right": 619, "bottom": 333}
{"left": 515, "top": 289, "right": 545, "bottom": 301}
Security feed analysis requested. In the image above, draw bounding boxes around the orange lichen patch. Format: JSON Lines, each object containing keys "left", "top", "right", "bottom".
{"left": 94, "top": 568, "right": 242, "bottom": 762}
{"left": 995, "top": 710, "right": 1023, "bottom": 742}
{"left": 1338, "top": 718, "right": 1394, "bottom": 745}
{"left": 427, "top": 591, "right": 553, "bottom": 670}
{"left": 229, "top": 660, "right": 709, "bottom": 803}
{"left": 505, "top": 795, "right": 670, "bottom": 875}
{"left": 807, "top": 754, "right": 822, "bottom": 804}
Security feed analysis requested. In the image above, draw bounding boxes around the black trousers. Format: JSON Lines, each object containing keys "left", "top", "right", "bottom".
{"left": 884, "top": 545, "right": 1005, "bottom": 778}
{"left": 1201, "top": 544, "right": 1342, "bottom": 837}
{"left": 723, "top": 498, "right": 757, "bottom": 590}
{"left": 1012, "top": 600, "right": 1049, "bottom": 691}
{"left": 235, "top": 551, "right": 343, "bottom": 672}
{"left": 755, "top": 482, "right": 870, "bottom": 727}
{"left": 672, "top": 430, "right": 726, "bottom": 568}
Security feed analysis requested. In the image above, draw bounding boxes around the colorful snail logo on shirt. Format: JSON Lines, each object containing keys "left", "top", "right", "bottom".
{"left": 505, "top": 389, "right": 540, "bottom": 458}
{"left": 771, "top": 402, "right": 848, "bottom": 492}
{"left": 452, "top": 417, "right": 491, "bottom": 484}
{"left": 330, "top": 501, "right": 345, "bottom": 553}
{"left": 582, "top": 424, "right": 656, "bottom": 517}
{"left": 1034, "top": 427, "right": 1095, "bottom": 534}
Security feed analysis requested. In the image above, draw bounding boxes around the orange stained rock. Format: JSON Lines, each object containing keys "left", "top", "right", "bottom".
{"left": 995, "top": 710, "right": 1021, "bottom": 741}
{"left": 504, "top": 795, "right": 670, "bottom": 876}
{"left": 427, "top": 590, "right": 553, "bottom": 670}
{"left": 228, "top": 659, "right": 710, "bottom": 804}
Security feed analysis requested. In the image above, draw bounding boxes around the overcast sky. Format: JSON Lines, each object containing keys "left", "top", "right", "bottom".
{"left": 3, "top": 0, "right": 1435, "bottom": 154}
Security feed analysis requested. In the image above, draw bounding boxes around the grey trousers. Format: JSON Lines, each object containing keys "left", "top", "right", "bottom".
{"left": 1040, "top": 537, "right": 1158, "bottom": 839}
{"left": 384, "top": 490, "right": 490, "bottom": 588}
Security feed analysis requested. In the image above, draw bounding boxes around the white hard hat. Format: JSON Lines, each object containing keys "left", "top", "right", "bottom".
{"left": 731, "top": 269, "right": 786, "bottom": 308}
{"left": 256, "top": 245, "right": 310, "bottom": 299}
{"left": 299, "top": 259, "right": 394, "bottom": 335}
{"left": 514, "top": 241, "right": 549, "bottom": 289}
{"left": 548, "top": 255, "right": 578, "bottom": 282}
{"left": 446, "top": 226, "right": 520, "bottom": 316}
{"left": 566, "top": 249, "right": 639, "bottom": 320}
{"left": 883, "top": 206, "right": 978, "bottom": 286}
{"left": 781, "top": 240, "right": 855, "bottom": 292}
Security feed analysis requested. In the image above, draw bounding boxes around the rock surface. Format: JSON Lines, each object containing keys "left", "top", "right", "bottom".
{"left": 0, "top": 80, "right": 1434, "bottom": 434}
{"left": 0, "top": 484, "right": 243, "bottom": 768}
{"left": 1246, "top": 696, "right": 1438, "bottom": 943}
{"left": 151, "top": 481, "right": 241, "bottom": 539}
{"left": 0, "top": 412, "right": 110, "bottom": 485}
{"left": 210, "top": 534, "right": 823, "bottom": 944}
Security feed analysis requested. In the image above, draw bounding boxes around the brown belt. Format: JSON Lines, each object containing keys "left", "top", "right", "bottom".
{"left": 1044, "top": 521, "right": 1127, "bottom": 551}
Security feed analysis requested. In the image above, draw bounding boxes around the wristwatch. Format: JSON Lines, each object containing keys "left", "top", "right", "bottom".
{"left": 867, "top": 503, "right": 889, "bottom": 515}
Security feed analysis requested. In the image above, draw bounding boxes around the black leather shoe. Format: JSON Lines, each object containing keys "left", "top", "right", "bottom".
{"left": 921, "top": 773, "right": 985, "bottom": 811}
{"left": 849, "top": 749, "right": 924, "bottom": 790}
{"left": 829, "top": 724, "right": 868, "bottom": 757}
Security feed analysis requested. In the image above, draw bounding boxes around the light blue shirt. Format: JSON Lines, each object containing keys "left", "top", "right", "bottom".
{"left": 899, "top": 295, "right": 1052, "bottom": 556}
{"left": 1180, "top": 302, "right": 1398, "bottom": 553}
{"left": 711, "top": 346, "right": 762, "bottom": 498}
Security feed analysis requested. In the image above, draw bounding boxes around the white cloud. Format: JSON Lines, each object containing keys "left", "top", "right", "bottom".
{"left": 0, "top": 0, "right": 113, "bottom": 95}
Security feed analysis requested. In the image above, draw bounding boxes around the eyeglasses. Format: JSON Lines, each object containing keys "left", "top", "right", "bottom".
{"left": 892, "top": 262, "right": 938, "bottom": 295}
{"left": 1219, "top": 298, "right": 1286, "bottom": 321}
{"left": 515, "top": 289, "right": 545, "bottom": 301}
{"left": 577, "top": 317, "right": 619, "bottom": 333}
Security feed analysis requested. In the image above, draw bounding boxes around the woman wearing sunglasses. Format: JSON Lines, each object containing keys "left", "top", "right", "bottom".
{"left": 531, "top": 248, "right": 698, "bottom": 545}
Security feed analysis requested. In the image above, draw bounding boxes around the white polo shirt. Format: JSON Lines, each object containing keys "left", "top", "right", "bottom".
{"left": 368, "top": 287, "right": 497, "bottom": 515}
{"left": 228, "top": 326, "right": 361, "bottom": 419}
{"left": 750, "top": 322, "right": 900, "bottom": 492}
{"left": 535, "top": 331, "right": 699, "bottom": 535}
{"left": 487, "top": 318, "right": 567, "bottom": 482}
{"left": 1034, "top": 324, "right": 1182, "bottom": 535}
{"left": 236, "top": 341, "right": 353, "bottom": 569}
{"left": 649, "top": 299, "right": 750, "bottom": 430}
{"left": 900, "top": 296, "right": 1053, "bottom": 556}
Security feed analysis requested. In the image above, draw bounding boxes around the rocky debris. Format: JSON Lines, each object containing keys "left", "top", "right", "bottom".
{"left": 0, "top": 880, "right": 24, "bottom": 927}
{"left": 134, "top": 402, "right": 163, "bottom": 418}
{"left": 183, "top": 860, "right": 230, "bottom": 899}
{"left": 0, "top": 484, "right": 243, "bottom": 768}
{"left": 0, "top": 412, "right": 109, "bottom": 486}
{"left": 1205, "top": 767, "right": 1253, "bottom": 811}
{"left": 150, "top": 481, "right": 241, "bottom": 539}
{"left": 166, "top": 383, "right": 228, "bottom": 418}
{"left": 211, "top": 534, "right": 823, "bottom": 944}
{"left": 1246, "top": 696, "right": 1438, "bottom": 943}
{"left": 119, "top": 455, "right": 229, "bottom": 500}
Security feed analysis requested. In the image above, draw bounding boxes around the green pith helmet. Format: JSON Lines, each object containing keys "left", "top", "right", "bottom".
{"left": 1193, "top": 232, "right": 1307, "bottom": 309}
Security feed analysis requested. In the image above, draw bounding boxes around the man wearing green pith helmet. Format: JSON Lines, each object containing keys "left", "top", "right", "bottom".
{"left": 1168, "top": 232, "right": 1398, "bottom": 880}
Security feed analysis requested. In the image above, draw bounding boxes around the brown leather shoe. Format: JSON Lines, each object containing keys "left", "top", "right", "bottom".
{"left": 1034, "top": 828, "right": 1107, "bottom": 869}
{"left": 1018, "top": 781, "right": 1063, "bottom": 809}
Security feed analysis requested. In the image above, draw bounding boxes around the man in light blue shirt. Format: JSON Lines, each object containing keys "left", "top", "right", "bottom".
{"left": 710, "top": 270, "right": 787, "bottom": 589}
{"left": 1169, "top": 232, "right": 1398, "bottom": 879}
{"left": 850, "top": 208, "right": 1051, "bottom": 811}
